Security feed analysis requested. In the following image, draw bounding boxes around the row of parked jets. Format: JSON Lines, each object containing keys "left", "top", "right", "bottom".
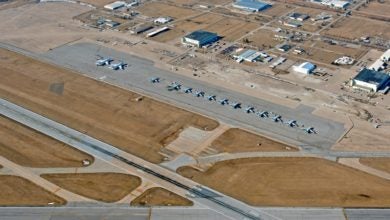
{"left": 95, "top": 56, "right": 127, "bottom": 70}
{"left": 149, "top": 77, "right": 317, "bottom": 134}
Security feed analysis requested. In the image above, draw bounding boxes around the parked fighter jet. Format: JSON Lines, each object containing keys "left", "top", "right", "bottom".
{"left": 167, "top": 82, "right": 181, "bottom": 91}
{"left": 256, "top": 111, "right": 269, "bottom": 118}
{"left": 245, "top": 106, "right": 255, "bottom": 113}
{"left": 207, "top": 95, "right": 216, "bottom": 101}
{"left": 302, "top": 127, "right": 316, "bottom": 134}
{"left": 271, "top": 114, "right": 282, "bottom": 122}
{"left": 219, "top": 98, "right": 229, "bottom": 105}
{"left": 194, "top": 91, "right": 205, "bottom": 97}
{"left": 285, "top": 120, "right": 298, "bottom": 127}
{"left": 109, "top": 61, "right": 127, "bottom": 70}
{"left": 182, "top": 87, "right": 193, "bottom": 93}
{"left": 230, "top": 102, "right": 241, "bottom": 109}
{"left": 149, "top": 77, "right": 160, "bottom": 83}
{"left": 95, "top": 56, "right": 113, "bottom": 66}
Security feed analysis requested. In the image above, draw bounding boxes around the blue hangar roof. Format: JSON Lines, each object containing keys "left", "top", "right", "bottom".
{"left": 184, "top": 30, "right": 219, "bottom": 42}
{"left": 354, "top": 68, "right": 390, "bottom": 85}
{"left": 233, "top": 0, "right": 272, "bottom": 11}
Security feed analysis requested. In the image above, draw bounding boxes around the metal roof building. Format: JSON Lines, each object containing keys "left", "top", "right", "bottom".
{"left": 351, "top": 68, "right": 390, "bottom": 92}
{"left": 232, "top": 0, "right": 272, "bottom": 12}
{"left": 293, "top": 62, "right": 316, "bottom": 74}
{"left": 104, "top": 1, "right": 126, "bottom": 10}
{"left": 182, "top": 30, "right": 219, "bottom": 47}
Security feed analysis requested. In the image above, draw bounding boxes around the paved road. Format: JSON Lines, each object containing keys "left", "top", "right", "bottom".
{"left": 0, "top": 98, "right": 275, "bottom": 220}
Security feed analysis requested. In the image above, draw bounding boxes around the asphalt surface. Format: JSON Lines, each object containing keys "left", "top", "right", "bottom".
{"left": 40, "top": 42, "right": 344, "bottom": 153}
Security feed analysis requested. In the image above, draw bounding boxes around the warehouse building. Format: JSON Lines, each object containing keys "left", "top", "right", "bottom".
{"left": 182, "top": 30, "right": 219, "bottom": 47}
{"left": 232, "top": 0, "right": 272, "bottom": 12}
{"left": 351, "top": 68, "right": 390, "bottom": 92}
{"left": 104, "top": 1, "right": 126, "bottom": 10}
{"left": 293, "top": 62, "right": 316, "bottom": 74}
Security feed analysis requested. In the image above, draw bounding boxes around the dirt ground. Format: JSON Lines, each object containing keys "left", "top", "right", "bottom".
{"left": 0, "top": 116, "right": 93, "bottom": 168}
{"left": 178, "top": 157, "right": 390, "bottom": 207}
{"left": 322, "top": 16, "right": 390, "bottom": 40}
{"left": 204, "top": 18, "right": 259, "bottom": 41}
{"left": 210, "top": 128, "right": 297, "bottom": 153}
{"left": 131, "top": 187, "right": 193, "bottom": 206}
{"left": 245, "top": 29, "right": 282, "bottom": 49}
{"left": 0, "top": 48, "right": 218, "bottom": 164}
{"left": 360, "top": 158, "right": 390, "bottom": 173}
{"left": 358, "top": 1, "right": 390, "bottom": 18}
{"left": 79, "top": 0, "right": 114, "bottom": 7}
{"left": 41, "top": 173, "right": 141, "bottom": 203}
{"left": 0, "top": 175, "right": 66, "bottom": 206}
{"left": 262, "top": 3, "right": 295, "bottom": 17}
{"left": 137, "top": 2, "right": 201, "bottom": 19}
{"left": 313, "top": 41, "right": 368, "bottom": 60}
{"left": 296, "top": 46, "right": 344, "bottom": 65}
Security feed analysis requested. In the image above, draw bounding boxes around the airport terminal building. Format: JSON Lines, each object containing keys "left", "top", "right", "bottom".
{"left": 182, "top": 30, "right": 219, "bottom": 48}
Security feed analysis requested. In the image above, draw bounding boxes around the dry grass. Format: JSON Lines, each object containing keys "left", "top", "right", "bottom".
{"left": 178, "top": 157, "right": 390, "bottom": 207}
{"left": 360, "top": 158, "right": 390, "bottom": 173}
{"left": 322, "top": 17, "right": 390, "bottom": 40}
{"left": 137, "top": 2, "right": 200, "bottom": 19}
{"left": 131, "top": 187, "right": 193, "bottom": 206}
{"left": 313, "top": 41, "right": 368, "bottom": 59}
{"left": 211, "top": 128, "right": 298, "bottom": 153}
{"left": 204, "top": 18, "right": 259, "bottom": 41}
{"left": 0, "top": 175, "right": 66, "bottom": 206}
{"left": 263, "top": 3, "right": 295, "bottom": 17}
{"left": 41, "top": 173, "right": 141, "bottom": 203}
{"left": 358, "top": 1, "right": 390, "bottom": 18}
{"left": 245, "top": 29, "right": 282, "bottom": 49}
{"left": 0, "top": 48, "right": 218, "bottom": 164}
{"left": 79, "top": 0, "right": 114, "bottom": 7}
{"left": 0, "top": 116, "right": 93, "bottom": 168}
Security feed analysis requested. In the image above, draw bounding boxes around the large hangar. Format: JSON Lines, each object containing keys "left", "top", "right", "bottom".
{"left": 181, "top": 30, "right": 219, "bottom": 48}
{"left": 351, "top": 68, "right": 390, "bottom": 92}
{"left": 232, "top": 0, "right": 272, "bottom": 12}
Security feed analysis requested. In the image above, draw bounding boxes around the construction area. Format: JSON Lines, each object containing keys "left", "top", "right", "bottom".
{"left": 0, "top": 0, "right": 390, "bottom": 219}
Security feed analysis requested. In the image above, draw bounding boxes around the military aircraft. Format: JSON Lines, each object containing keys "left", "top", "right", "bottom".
{"left": 167, "top": 82, "right": 181, "bottom": 91}
{"left": 285, "top": 120, "right": 298, "bottom": 127}
{"left": 219, "top": 98, "right": 229, "bottom": 105}
{"left": 182, "top": 87, "right": 193, "bottom": 93}
{"left": 194, "top": 91, "right": 205, "bottom": 97}
{"left": 109, "top": 61, "right": 127, "bottom": 70}
{"left": 256, "top": 111, "right": 269, "bottom": 118}
{"left": 245, "top": 106, "right": 255, "bottom": 113}
{"left": 302, "top": 127, "right": 316, "bottom": 134}
{"left": 95, "top": 56, "right": 113, "bottom": 66}
{"left": 149, "top": 77, "right": 160, "bottom": 83}
{"left": 207, "top": 95, "right": 216, "bottom": 101}
{"left": 230, "top": 102, "right": 241, "bottom": 109}
{"left": 271, "top": 114, "right": 282, "bottom": 122}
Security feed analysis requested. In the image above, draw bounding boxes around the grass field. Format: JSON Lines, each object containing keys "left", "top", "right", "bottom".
{"left": 0, "top": 48, "right": 218, "bottom": 164}
{"left": 41, "top": 173, "right": 141, "bottom": 203}
{"left": 178, "top": 157, "right": 390, "bottom": 207}
{"left": 0, "top": 175, "right": 66, "bottom": 206}
{"left": 131, "top": 187, "right": 193, "bottom": 206}
{"left": 245, "top": 29, "right": 282, "bottom": 49}
{"left": 210, "top": 128, "right": 297, "bottom": 153}
{"left": 358, "top": 1, "right": 390, "bottom": 18}
{"left": 360, "top": 158, "right": 390, "bottom": 173}
{"left": 0, "top": 116, "right": 93, "bottom": 168}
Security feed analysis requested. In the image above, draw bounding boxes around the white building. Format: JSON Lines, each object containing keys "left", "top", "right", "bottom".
{"left": 293, "top": 62, "right": 316, "bottom": 74}
{"left": 154, "top": 17, "right": 173, "bottom": 24}
{"left": 104, "top": 1, "right": 126, "bottom": 10}
{"left": 351, "top": 68, "right": 390, "bottom": 92}
{"left": 380, "top": 49, "right": 390, "bottom": 62}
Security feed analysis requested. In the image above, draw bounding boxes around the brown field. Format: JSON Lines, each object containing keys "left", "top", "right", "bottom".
{"left": 137, "top": 2, "right": 200, "bottom": 19}
{"left": 313, "top": 41, "right": 368, "bottom": 59}
{"left": 175, "top": 13, "right": 224, "bottom": 32}
{"left": 79, "top": 0, "right": 114, "bottom": 7}
{"left": 210, "top": 128, "right": 297, "bottom": 153}
{"left": 204, "top": 18, "right": 259, "bottom": 41}
{"left": 199, "top": 0, "right": 231, "bottom": 5}
{"left": 177, "top": 157, "right": 390, "bottom": 207}
{"left": 358, "top": 1, "right": 390, "bottom": 18}
{"left": 0, "top": 48, "right": 219, "bottom": 164}
{"left": 360, "top": 158, "right": 390, "bottom": 173}
{"left": 263, "top": 3, "right": 295, "bottom": 17}
{"left": 245, "top": 29, "right": 281, "bottom": 49}
{"left": 41, "top": 173, "right": 141, "bottom": 203}
{"left": 131, "top": 187, "right": 193, "bottom": 206}
{"left": 322, "top": 17, "right": 390, "bottom": 40}
{"left": 298, "top": 46, "right": 344, "bottom": 64}
{"left": 0, "top": 175, "right": 66, "bottom": 206}
{"left": 0, "top": 116, "right": 93, "bottom": 168}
